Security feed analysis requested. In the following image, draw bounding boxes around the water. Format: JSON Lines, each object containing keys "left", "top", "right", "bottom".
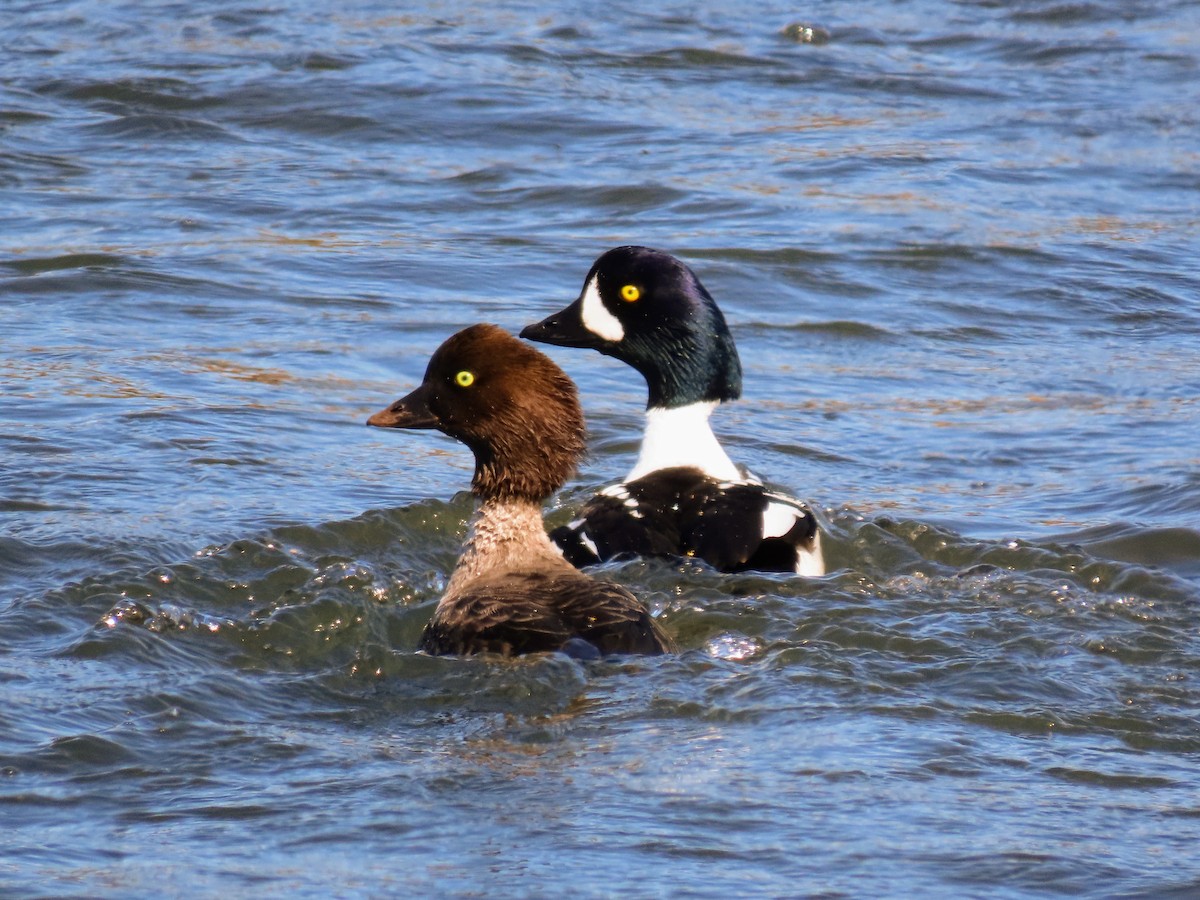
{"left": 3, "top": 0, "right": 1199, "bottom": 895}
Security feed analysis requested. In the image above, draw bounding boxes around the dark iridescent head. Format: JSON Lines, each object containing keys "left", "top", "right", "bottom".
{"left": 367, "top": 323, "right": 586, "bottom": 501}
{"left": 520, "top": 246, "right": 743, "bottom": 409}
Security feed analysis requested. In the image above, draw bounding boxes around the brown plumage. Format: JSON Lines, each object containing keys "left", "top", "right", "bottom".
{"left": 367, "top": 323, "right": 674, "bottom": 658}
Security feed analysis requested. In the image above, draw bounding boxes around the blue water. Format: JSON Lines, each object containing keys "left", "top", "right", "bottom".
{"left": 3, "top": 1, "right": 1200, "bottom": 895}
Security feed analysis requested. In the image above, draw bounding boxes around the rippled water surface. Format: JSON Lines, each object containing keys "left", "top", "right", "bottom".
{"left": 3, "top": 0, "right": 1200, "bottom": 895}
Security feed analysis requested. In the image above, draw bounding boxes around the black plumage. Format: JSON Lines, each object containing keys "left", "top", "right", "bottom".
{"left": 552, "top": 466, "right": 820, "bottom": 574}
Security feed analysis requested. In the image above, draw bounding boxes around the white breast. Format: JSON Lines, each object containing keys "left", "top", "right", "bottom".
{"left": 627, "top": 401, "right": 742, "bottom": 482}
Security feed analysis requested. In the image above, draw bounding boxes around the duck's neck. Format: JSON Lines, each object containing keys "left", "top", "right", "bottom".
{"left": 445, "top": 495, "right": 569, "bottom": 595}
{"left": 626, "top": 401, "right": 741, "bottom": 482}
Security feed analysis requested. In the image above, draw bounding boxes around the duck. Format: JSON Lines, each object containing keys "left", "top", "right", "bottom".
{"left": 366, "top": 322, "right": 675, "bottom": 658}
{"left": 521, "top": 246, "right": 825, "bottom": 576}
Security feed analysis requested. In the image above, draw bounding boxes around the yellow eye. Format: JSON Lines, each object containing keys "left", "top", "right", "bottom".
{"left": 620, "top": 284, "right": 640, "bottom": 302}
{"left": 455, "top": 370, "right": 475, "bottom": 387}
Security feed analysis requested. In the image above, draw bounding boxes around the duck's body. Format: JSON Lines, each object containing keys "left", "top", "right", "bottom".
{"left": 368, "top": 323, "right": 673, "bottom": 657}
{"left": 522, "top": 246, "right": 825, "bottom": 577}
{"left": 420, "top": 494, "right": 667, "bottom": 656}
{"left": 551, "top": 465, "right": 822, "bottom": 576}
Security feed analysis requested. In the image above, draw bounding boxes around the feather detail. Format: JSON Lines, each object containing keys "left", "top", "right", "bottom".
{"left": 421, "top": 572, "right": 674, "bottom": 656}
{"left": 368, "top": 324, "right": 673, "bottom": 657}
{"left": 551, "top": 467, "right": 823, "bottom": 575}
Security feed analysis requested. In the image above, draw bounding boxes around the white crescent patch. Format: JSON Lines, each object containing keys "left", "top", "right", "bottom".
{"left": 579, "top": 275, "right": 625, "bottom": 342}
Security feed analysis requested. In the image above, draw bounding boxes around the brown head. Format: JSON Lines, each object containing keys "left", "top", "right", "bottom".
{"left": 367, "top": 323, "right": 586, "bottom": 501}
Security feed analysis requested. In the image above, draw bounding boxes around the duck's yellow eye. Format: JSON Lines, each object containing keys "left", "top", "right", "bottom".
{"left": 620, "top": 284, "right": 640, "bottom": 302}
{"left": 455, "top": 370, "right": 475, "bottom": 387}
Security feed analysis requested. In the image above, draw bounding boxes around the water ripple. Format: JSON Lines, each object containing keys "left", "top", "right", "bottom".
{"left": 4, "top": 0, "right": 1200, "bottom": 894}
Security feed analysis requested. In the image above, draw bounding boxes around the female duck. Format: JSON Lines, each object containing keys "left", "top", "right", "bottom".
{"left": 522, "top": 246, "right": 825, "bottom": 576}
{"left": 367, "top": 323, "right": 674, "bottom": 657}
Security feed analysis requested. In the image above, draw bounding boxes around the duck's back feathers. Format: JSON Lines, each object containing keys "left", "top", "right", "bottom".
{"left": 552, "top": 466, "right": 822, "bottom": 575}
{"left": 420, "top": 570, "right": 675, "bottom": 657}
{"left": 552, "top": 468, "right": 699, "bottom": 566}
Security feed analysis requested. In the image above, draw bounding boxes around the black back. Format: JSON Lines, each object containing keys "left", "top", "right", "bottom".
{"left": 551, "top": 467, "right": 818, "bottom": 574}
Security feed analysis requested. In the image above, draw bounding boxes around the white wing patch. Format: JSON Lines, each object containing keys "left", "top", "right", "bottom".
{"left": 579, "top": 275, "right": 624, "bottom": 342}
{"left": 795, "top": 530, "right": 825, "bottom": 577}
{"left": 565, "top": 518, "right": 600, "bottom": 559}
{"left": 762, "top": 494, "right": 826, "bottom": 577}
{"left": 761, "top": 497, "right": 801, "bottom": 539}
{"left": 578, "top": 531, "right": 599, "bottom": 558}
{"left": 599, "top": 484, "right": 644, "bottom": 519}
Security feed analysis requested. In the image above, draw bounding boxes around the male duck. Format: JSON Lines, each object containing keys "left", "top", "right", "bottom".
{"left": 522, "top": 246, "right": 825, "bottom": 576}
